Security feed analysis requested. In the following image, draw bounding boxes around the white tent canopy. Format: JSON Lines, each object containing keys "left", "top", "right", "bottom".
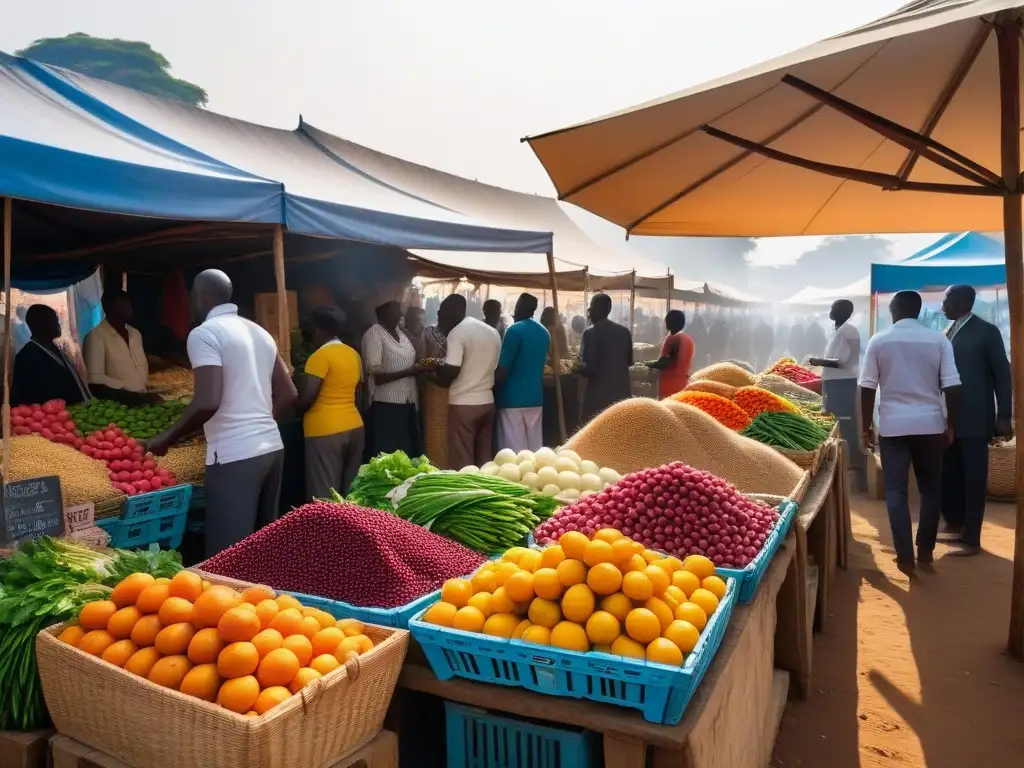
{"left": 783, "top": 277, "right": 871, "bottom": 306}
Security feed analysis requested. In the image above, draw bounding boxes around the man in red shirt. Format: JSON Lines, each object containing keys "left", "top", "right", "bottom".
{"left": 647, "top": 309, "right": 695, "bottom": 399}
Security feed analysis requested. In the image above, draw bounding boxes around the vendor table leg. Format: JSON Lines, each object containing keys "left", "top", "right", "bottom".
{"left": 773, "top": 530, "right": 810, "bottom": 700}
{"left": 603, "top": 733, "right": 647, "bottom": 768}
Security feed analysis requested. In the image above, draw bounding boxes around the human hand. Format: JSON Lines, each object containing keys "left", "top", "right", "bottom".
{"left": 943, "top": 427, "right": 955, "bottom": 448}
{"left": 995, "top": 418, "right": 1014, "bottom": 440}
{"left": 861, "top": 426, "right": 875, "bottom": 453}
{"left": 145, "top": 434, "right": 172, "bottom": 457}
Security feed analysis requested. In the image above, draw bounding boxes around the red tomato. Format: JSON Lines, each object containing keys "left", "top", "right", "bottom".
{"left": 113, "top": 437, "right": 125, "bottom": 448}
{"left": 143, "top": 469, "right": 154, "bottom": 480}
{"left": 11, "top": 415, "right": 24, "bottom": 427}
{"left": 42, "top": 401, "right": 58, "bottom": 415}
{"left": 104, "top": 430, "right": 118, "bottom": 442}
{"left": 130, "top": 471, "right": 143, "bottom": 482}
{"left": 149, "top": 477, "right": 163, "bottom": 490}
{"left": 117, "top": 471, "right": 131, "bottom": 482}
{"left": 137, "top": 480, "right": 151, "bottom": 493}
{"left": 125, "top": 486, "right": 137, "bottom": 496}
{"left": 121, "top": 446, "right": 133, "bottom": 458}
{"left": 142, "top": 459, "right": 157, "bottom": 471}
{"left": 29, "top": 422, "right": 44, "bottom": 433}
{"left": 156, "top": 467, "right": 170, "bottom": 479}
{"left": 13, "top": 426, "right": 31, "bottom": 436}
{"left": 74, "top": 438, "right": 84, "bottom": 449}
{"left": 63, "top": 420, "right": 75, "bottom": 432}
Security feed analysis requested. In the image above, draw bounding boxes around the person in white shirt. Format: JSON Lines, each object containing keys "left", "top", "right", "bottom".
{"left": 146, "top": 270, "right": 297, "bottom": 557}
{"left": 436, "top": 294, "right": 501, "bottom": 468}
{"left": 82, "top": 289, "right": 160, "bottom": 405}
{"left": 807, "top": 299, "right": 863, "bottom": 486}
{"left": 859, "top": 290, "right": 961, "bottom": 577}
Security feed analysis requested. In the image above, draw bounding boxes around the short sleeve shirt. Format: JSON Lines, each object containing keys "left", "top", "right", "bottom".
{"left": 822, "top": 322, "right": 861, "bottom": 381}
{"left": 497, "top": 318, "right": 550, "bottom": 409}
{"left": 303, "top": 341, "right": 363, "bottom": 437}
{"left": 445, "top": 317, "right": 502, "bottom": 406}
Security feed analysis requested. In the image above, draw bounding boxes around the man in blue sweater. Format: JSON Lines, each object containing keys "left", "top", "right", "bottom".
{"left": 495, "top": 293, "right": 550, "bottom": 453}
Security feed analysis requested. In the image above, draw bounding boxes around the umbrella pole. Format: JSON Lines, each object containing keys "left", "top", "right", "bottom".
{"left": 628, "top": 270, "right": 637, "bottom": 335}
{"left": 996, "top": 19, "right": 1024, "bottom": 659}
{"left": 546, "top": 251, "right": 568, "bottom": 444}
{"left": 2, "top": 198, "right": 11, "bottom": 484}
{"left": 272, "top": 225, "right": 291, "bottom": 367}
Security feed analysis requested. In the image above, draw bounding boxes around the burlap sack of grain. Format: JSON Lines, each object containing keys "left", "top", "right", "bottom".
{"left": 9, "top": 435, "right": 123, "bottom": 505}
{"left": 683, "top": 380, "right": 738, "bottom": 399}
{"left": 423, "top": 379, "right": 450, "bottom": 469}
{"left": 565, "top": 398, "right": 804, "bottom": 497}
{"left": 690, "top": 362, "right": 758, "bottom": 387}
{"left": 755, "top": 373, "right": 821, "bottom": 404}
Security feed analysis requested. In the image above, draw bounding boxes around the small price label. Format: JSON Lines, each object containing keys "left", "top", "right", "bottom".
{"left": 64, "top": 503, "right": 95, "bottom": 533}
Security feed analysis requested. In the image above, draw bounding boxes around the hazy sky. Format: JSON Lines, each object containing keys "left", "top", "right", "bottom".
{"left": 4, "top": 0, "right": 936, "bottom": 277}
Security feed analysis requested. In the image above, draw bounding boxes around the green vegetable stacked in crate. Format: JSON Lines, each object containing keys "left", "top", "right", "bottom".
{"left": 69, "top": 399, "right": 188, "bottom": 440}
{"left": 740, "top": 411, "right": 831, "bottom": 452}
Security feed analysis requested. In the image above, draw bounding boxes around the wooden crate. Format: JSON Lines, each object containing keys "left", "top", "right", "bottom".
{"left": 49, "top": 730, "right": 397, "bottom": 768}
{"left": 0, "top": 729, "right": 53, "bottom": 768}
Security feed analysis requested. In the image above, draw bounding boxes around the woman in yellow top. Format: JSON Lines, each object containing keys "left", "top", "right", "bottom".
{"left": 295, "top": 306, "right": 364, "bottom": 499}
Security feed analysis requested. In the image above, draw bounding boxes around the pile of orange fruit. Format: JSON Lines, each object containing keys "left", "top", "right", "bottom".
{"left": 421, "top": 529, "right": 727, "bottom": 666}
{"left": 57, "top": 571, "right": 376, "bottom": 716}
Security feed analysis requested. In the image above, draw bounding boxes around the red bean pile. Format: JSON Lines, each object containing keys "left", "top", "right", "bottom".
{"left": 201, "top": 501, "right": 486, "bottom": 607}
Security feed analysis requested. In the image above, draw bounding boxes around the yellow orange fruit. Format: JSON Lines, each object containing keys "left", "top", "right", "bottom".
{"left": 483, "top": 613, "right": 520, "bottom": 639}
{"left": 582, "top": 540, "right": 614, "bottom": 567}
{"left": 664, "top": 556, "right": 684, "bottom": 572}
{"left": 168, "top": 571, "right": 204, "bottom": 602}
{"left": 610, "top": 635, "right": 646, "bottom": 660}
{"left": 254, "top": 685, "right": 291, "bottom": 715}
{"left": 217, "top": 675, "right": 260, "bottom": 714}
{"left": 592, "top": 644, "right": 613, "bottom": 654}
{"left": 310, "top": 653, "right": 340, "bottom": 675}
{"left": 599, "top": 592, "right": 633, "bottom": 623}
{"left": 532, "top": 568, "right": 563, "bottom": 600}
{"left": 335, "top": 634, "right": 373, "bottom": 657}
{"left": 621, "top": 571, "right": 653, "bottom": 602}
{"left": 257, "top": 648, "right": 301, "bottom": 688}
{"left": 624, "top": 554, "right": 648, "bottom": 573}
{"left": 587, "top": 562, "right": 623, "bottom": 596}
{"left": 110, "top": 573, "right": 156, "bottom": 608}
{"left": 518, "top": 550, "right": 542, "bottom": 573}
{"left": 527, "top": 598, "right": 562, "bottom": 629}
{"left": 467, "top": 593, "right": 493, "bottom": 619}
{"left": 158, "top": 597, "right": 194, "bottom": 627}
{"left": 555, "top": 559, "right": 587, "bottom": 587}
{"left": 251, "top": 628, "right": 284, "bottom": 660}
{"left": 675, "top": 603, "right": 708, "bottom": 632}
{"left": 560, "top": 584, "right": 595, "bottom": 624}
{"left": 624, "top": 608, "right": 661, "bottom": 644}
{"left": 311, "top": 627, "right": 345, "bottom": 657}
{"left": 610, "top": 537, "right": 637, "bottom": 565}
{"left": 217, "top": 642, "right": 260, "bottom": 678}
{"left": 650, "top": 559, "right": 675, "bottom": 577}
{"left": 78, "top": 630, "right": 116, "bottom": 656}
{"left": 489, "top": 587, "right": 515, "bottom": 614}
{"left": 594, "top": 528, "right": 624, "bottom": 543}
{"left": 451, "top": 606, "right": 486, "bottom": 633}
{"left": 135, "top": 584, "right": 171, "bottom": 615}
{"left": 493, "top": 561, "right": 520, "bottom": 587}
{"left": 585, "top": 611, "right": 621, "bottom": 645}
{"left": 661, "top": 591, "right": 681, "bottom": 614}
{"left": 289, "top": 667, "right": 322, "bottom": 694}
{"left": 665, "top": 585, "right": 687, "bottom": 605}
{"left": 107, "top": 606, "right": 142, "bottom": 640}
{"left": 644, "top": 597, "right": 674, "bottom": 631}
{"left": 701, "top": 576, "right": 728, "bottom": 601}
{"left": 644, "top": 565, "right": 670, "bottom": 596}
{"left": 180, "top": 663, "right": 221, "bottom": 702}
{"left": 504, "top": 571, "right": 535, "bottom": 603}
{"left": 646, "top": 637, "right": 684, "bottom": 666}
{"left": 540, "top": 545, "right": 566, "bottom": 570}
{"left": 550, "top": 621, "right": 590, "bottom": 652}
{"left": 148, "top": 655, "right": 193, "bottom": 690}
{"left": 310, "top": 609, "right": 336, "bottom": 630}
{"left": 299, "top": 616, "right": 322, "bottom": 639}
{"left": 682, "top": 554, "right": 716, "bottom": 580}
{"left": 671, "top": 570, "right": 701, "bottom": 597}
{"left": 124, "top": 647, "right": 162, "bottom": 677}
{"left": 57, "top": 625, "right": 86, "bottom": 646}
{"left": 336, "top": 618, "right": 366, "bottom": 637}
{"left": 101, "top": 639, "right": 138, "bottom": 668}
{"left": 471, "top": 569, "right": 496, "bottom": 594}
{"left": 241, "top": 585, "right": 276, "bottom": 605}
{"left": 559, "top": 531, "right": 589, "bottom": 561}
{"left": 253, "top": 599, "right": 280, "bottom": 629}
{"left": 441, "top": 578, "right": 474, "bottom": 608}
{"left": 513, "top": 619, "right": 532, "bottom": 639}
{"left": 191, "top": 586, "right": 241, "bottom": 628}
{"left": 501, "top": 546, "right": 529, "bottom": 564}
{"left": 274, "top": 594, "right": 303, "bottom": 612}
{"left": 520, "top": 625, "right": 551, "bottom": 645}
{"left": 154, "top": 577, "right": 171, "bottom": 585}
{"left": 689, "top": 588, "right": 720, "bottom": 617}
{"left": 282, "top": 635, "right": 313, "bottom": 666}
{"left": 641, "top": 549, "right": 662, "bottom": 564}
{"left": 79, "top": 600, "right": 117, "bottom": 631}
{"left": 130, "top": 614, "right": 163, "bottom": 648}
{"left": 422, "top": 601, "right": 459, "bottom": 627}
{"left": 188, "top": 627, "right": 226, "bottom": 664}
{"left": 664, "top": 620, "right": 700, "bottom": 654}
{"left": 269, "top": 608, "right": 304, "bottom": 637}
{"left": 155, "top": 622, "right": 196, "bottom": 656}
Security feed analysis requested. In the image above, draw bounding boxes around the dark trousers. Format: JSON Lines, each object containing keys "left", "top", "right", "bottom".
{"left": 448, "top": 403, "right": 496, "bottom": 469}
{"left": 305, "top": 428, "right": 365, "bottom": 500}
{"left": 204, "top": 449, "right": 285, "bottom": 559}
{"left": 879, "top": 434, "right": 944, "bottom": 563}
{"left": 941, "top": 436, "right": 990, "bottom": 547}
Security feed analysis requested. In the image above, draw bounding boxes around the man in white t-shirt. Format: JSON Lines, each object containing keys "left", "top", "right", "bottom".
{"left": 146, "top": 270, "right": 297, "bottom": 557}
{"left": 859, "top": 290, "right": 961, "bottom": 578}
{"left": 436, "top": 294, "right": 501, "bottom": 468}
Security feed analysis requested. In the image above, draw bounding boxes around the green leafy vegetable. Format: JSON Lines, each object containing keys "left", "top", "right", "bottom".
{"left": 346, "top": 451, "right": 436, "bottom": 510}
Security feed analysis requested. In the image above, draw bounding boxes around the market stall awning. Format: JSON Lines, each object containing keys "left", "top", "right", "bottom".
{"left": 782, "top": 277, "right": 871, "bottom": 306}
{"left": 871, "top": 230, "right": 1006, "bottom": 292}
{"left": 0, "top": 54, "right": 283, "bottom": 225}
{"left": 53, "top": 63, "right": 552, "bottom": 254}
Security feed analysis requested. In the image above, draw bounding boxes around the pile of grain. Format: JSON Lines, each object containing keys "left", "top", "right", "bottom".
{"left": 9, "top": 435, "right": 122, "bottom": 505}
{"left": 756, "top": 373, "right": 822, "bottom": 404}
{"left": 565, "top": 398, "right": 805, "bottom": 496}
{"left": 683, "top": 380, "right": 738, "bottom": 399}
{"left": 148, "top": 366, "right": 194, "bottom": 400}
{"left": 158, "top": 441, "right": 207, "bottom": 484}
{"left": 691, "top": 362, "right": 758, "bottom": 387}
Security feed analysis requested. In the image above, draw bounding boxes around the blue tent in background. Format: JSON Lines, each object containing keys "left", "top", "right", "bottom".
{"left": 870, "top": 232, "right": 1005, "bottom": 294}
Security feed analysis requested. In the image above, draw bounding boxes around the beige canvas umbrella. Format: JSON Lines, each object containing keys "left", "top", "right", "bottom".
{"left": 525, "top": 0, "right": 1024, "bottom": 656}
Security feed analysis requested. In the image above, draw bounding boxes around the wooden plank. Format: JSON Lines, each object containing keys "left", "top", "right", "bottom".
{"left": 797, "top": 453, "right": 837, "bottom": 532}
{"left": 762, "top": 671, "right": 791, "bottom": 767}
{"left": 0, "top": 729, "right": 52, "bottom": 768}
{"left": 772, "top": 531, "right": 809, "bottom": 700}
{"left": 603, "top": 733, "right": 647, "bottom": 768}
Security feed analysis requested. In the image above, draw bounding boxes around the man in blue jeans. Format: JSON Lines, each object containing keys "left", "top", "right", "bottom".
{"left": 859, "top": 291, "right": 961, "bottom": 578}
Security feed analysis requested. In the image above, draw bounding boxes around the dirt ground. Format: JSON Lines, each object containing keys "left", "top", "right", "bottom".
{"left": 771, "top": 491, "right": 1024, "bottom": 767}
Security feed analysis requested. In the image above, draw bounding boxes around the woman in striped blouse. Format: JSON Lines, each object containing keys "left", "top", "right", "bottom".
{"left": 361, "top": 301, "right": 426, "bottom": 458}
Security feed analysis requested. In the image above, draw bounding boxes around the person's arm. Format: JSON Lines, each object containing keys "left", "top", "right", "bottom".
{"left": 436, "top": 327, "right": 464, "bottom": 387}
{"left": 271, "top": 356, "right": 298, "bottom": 419}
{"left": 363, "top": 328, "right": 420, "bottom": 385}
{"left": 494, "top": 329, "right": 519, "bottom": 386}
{"left": 146, "top": 366, "right": 222, "bottom": 455}
{"left": 83, "top": 331, "right": 125, "bottom": 390}
{"left": 294, "top": 348, "right": 327, "bottom": 417}
{"left": 938, "top": 336, "right": 962, "bottom": 443}
{"left": 858, "top": 338, "right": 880, "bottom": 450}
{"left": 578, "top": 329, "right": 598, "bottom": 378}
{"left": 986, "top": 325, "right": 1013, "bottom": 436}
{"left": 647, "top": 337, "right": 679, "bottom": 370}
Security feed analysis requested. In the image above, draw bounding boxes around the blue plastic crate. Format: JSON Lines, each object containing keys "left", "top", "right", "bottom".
{"left": 123, "top": 484, "right": 192, "bottom": 522}
{"left": 411, "top": 577, "right": 737, "bottom": 725}
{"left": 95, "top": 485, "right": 192, "bottom": 550}
{"left": 445, "top": 701, "right": 596, "bottom": 768}
{"left": 281, "top": 588, "right": 441, "bottom": 628}
{"left": 717, "top": 499, "right": 797, "bottom": 603}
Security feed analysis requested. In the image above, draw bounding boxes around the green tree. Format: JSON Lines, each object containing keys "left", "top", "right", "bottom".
{"left": 17, "top": 32, "right": 207, "bottom": 107}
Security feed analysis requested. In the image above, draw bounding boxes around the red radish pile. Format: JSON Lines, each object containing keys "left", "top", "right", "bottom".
{"left": 10, "top": 399, "right": 83, "bottom": 448}
{"left": 201, "top": 501, "right": 487, "bottom": 607}
{"left": 533, "top": 462, "right": 780, "bottom": 568}
{"left": 81, "top": 425, "right": 178, "bottom": 496}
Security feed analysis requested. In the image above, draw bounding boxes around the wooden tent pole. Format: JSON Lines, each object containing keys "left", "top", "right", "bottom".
{"left": 582, "top": 267, "right": 590, "bottom": 325}
{"left": 996, "top": 18, "right": 1024, "bottom": 660}
{"left": 546, "top": 251, "right": 568, "bottom": 444}
{"left": 2, "top": 198, "right": 12, "bottom": 484}
{"left": 272, "top": 225, "right": 291, "bottom": 366}
{"left": 666, "top": 269, "right": 672, "bottom": 315}
{"left": 868, "top": 291, "right": 877, "bottom": 336}
{"left": 628, "top": 270, "right": 637, "bottom": 335}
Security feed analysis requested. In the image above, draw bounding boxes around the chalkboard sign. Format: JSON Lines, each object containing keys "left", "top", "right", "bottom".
{"left": 2, "top": 476, "right": 65, "bottom": 547}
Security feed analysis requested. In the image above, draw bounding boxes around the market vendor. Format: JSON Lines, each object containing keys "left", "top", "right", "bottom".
{"left": 11, "top": 304, "right": 91, "bottom": 407}
{"left": 807, "top": 299, "right": 864, "bottom": 483}
{"left": 579, "top": 293, "right": 632, "bottom": 424}
{"left": 645, "top": 309, "right": 694, "bottom": 398}
{"left": 83, "top": 289, "right": 160, "bottom": 405}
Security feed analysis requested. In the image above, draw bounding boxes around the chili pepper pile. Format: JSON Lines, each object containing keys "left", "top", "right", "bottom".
{"left": 669, "top": 391, "right": 752, "bottom": 430}
{"left": 733, "top": 386, "right": 800, "bottom": 418}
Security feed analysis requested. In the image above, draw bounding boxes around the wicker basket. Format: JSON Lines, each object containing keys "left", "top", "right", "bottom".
{"left": 423, "top": 380, "right": 449, "bottom": 469}
{"left": 774, "top": 423, "right": 838, "bottom": 476}
{"left": 988, "top": 439, "right": 1016, "bottom": 500}
{"left": 36, "top": 620, "right": 409, "bottom": 768}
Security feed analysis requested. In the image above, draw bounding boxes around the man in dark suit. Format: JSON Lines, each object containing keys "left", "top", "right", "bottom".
{"left": 939, "top": 284, "right": 1013, "bottom": 556}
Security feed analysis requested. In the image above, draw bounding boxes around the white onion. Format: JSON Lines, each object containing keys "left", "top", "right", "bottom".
{"left": 494, "top": 448, "right": 518, "bottom": 466}
{"left": 497, "top": 463, "right": 522, "bottom": 482}
{"left": 541, "top": 483, "right": 563, "bottom": 497}
{"left": 516, "top": 449, "right": 536, "bottom": 463}
{"left": 481, "top": 463, "right": 500, "bottom": 476}
{"left": 521, "top": 472, "right": 540, "bottom": 489}
{"left": 597, "top": 467, "right": 621, "bottom": 484}
{"left": 556, "top": 449, "right": 582, "bottom": 465}
{"left": 580, "top": 473, "right": 603, "bottom": 492}
{"left": 556, "top": 471, "right": 582, "bottom": 491}
{"left": 518, "top": 459, "right": 536, "bottom": 476}
{"left": 556, "top": 488, "right": 581, "bottom": 502}
{"left": 553, "top": 456, "right": 578, "bottom": 473}
{"left": 534, "top": 447, "right": 557, "bottom": 468}
{"left": 579, "top": 460, "right": 600, "bottom": 476}
{"left": 459, "top": 465, "right": 479, "bottom": 474}
{"left": 536, "top": 466, "right": 559, "bottom": 486}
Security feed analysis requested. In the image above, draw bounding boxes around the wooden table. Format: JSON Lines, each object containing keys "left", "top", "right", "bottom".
{"left": 397, "top": 542, "right": 795, "bottom": 768}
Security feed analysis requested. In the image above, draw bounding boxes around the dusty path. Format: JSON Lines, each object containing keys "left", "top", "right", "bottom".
{"left": 772, "top": 493, "right": 1024, "bottom": 767}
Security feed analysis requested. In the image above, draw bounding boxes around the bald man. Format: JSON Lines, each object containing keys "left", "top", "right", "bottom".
{"left": 147, "top": 270, "right": 297, "bottom": 557}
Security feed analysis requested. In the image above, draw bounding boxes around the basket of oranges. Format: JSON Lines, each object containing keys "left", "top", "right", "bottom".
{"left": 35, "top": 570, "right": 409, "bottom": 768}
{"left": 409, "top": 529, "right": 736, "bottom": 725}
